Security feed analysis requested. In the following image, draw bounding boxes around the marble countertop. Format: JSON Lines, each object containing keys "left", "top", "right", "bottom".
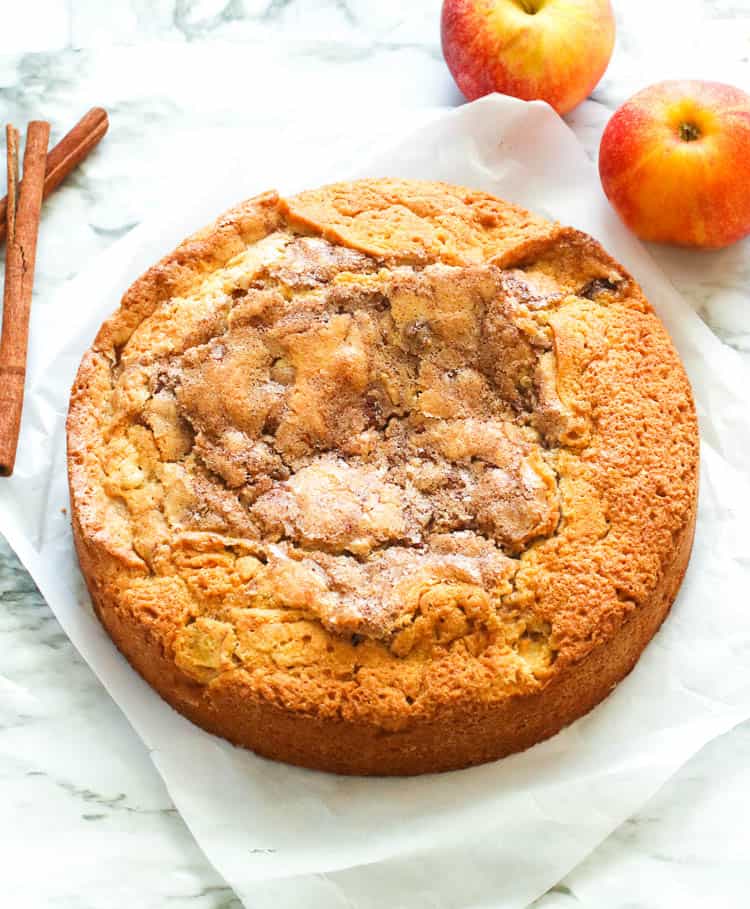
{"left": 1, "top": 2, "right": 749, "bottom": 907}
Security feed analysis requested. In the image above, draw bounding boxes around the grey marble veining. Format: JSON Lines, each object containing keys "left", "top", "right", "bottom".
{"left": 1, "top": 539, "right": 239, "bottom": 908}
{"left": 2, "top": 2, "right": 750, "bottom": 907}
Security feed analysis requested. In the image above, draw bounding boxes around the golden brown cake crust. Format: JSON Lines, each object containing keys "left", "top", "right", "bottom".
{"left": 67, "top": 179, "right": 699, "bottom": 775}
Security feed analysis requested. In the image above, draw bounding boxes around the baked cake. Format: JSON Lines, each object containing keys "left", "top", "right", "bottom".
{"left": 67, "top": 180, "right": 698, "bottom": 775}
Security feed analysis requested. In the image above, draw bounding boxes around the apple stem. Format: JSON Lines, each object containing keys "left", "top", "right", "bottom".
{"left": 679, "top": 122, "right": 701, "bottom": 142}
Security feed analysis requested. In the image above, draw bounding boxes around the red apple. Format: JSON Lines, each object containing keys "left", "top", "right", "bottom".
{"left": 441, "top": 0, "right": 616, "bottom": 115}
{"left": 599, "top": 80, "right": 750, "bottom": 248}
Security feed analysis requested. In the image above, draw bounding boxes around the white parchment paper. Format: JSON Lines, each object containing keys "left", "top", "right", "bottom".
{"left": 2, "top": 96, "right": 750, "bottom": 909}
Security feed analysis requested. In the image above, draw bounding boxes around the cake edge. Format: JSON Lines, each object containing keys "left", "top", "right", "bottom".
{"left": 69, "top": 494, "right": 696, "bottom": 775}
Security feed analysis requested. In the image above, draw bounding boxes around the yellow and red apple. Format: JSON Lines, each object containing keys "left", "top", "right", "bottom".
{"left": 441, "top": 0, "right": 616, "bottom": 115}
{"left": 599, "top": 80, "right": 750, "bottom": 248}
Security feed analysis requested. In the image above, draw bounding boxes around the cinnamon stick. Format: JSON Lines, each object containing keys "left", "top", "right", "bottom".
{"left": 0, "top": 120, "right": 50, "bottom": 476}
{"left": 6, "top": 126, "right": 18, "bottom": 245}
{"left": 0, "top": 108, "right": 108, "bottom": 244}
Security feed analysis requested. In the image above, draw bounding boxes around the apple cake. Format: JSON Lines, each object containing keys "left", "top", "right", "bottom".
{"left": 67, "top": 179, "right": 698, "bottom": 775}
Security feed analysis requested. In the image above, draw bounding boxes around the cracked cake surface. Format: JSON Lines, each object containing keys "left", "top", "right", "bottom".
{"left": 67, "top": 179, "right": 699, "bottom": 775}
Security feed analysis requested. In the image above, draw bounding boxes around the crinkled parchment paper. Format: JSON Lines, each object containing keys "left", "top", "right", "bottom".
{"left": 2, "top": 96, "right": 750, "bottom": 909}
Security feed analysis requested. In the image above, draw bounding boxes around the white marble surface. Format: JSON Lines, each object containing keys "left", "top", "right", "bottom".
{"left": 1, "top": 1, "right": 749, "bottom": 907}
